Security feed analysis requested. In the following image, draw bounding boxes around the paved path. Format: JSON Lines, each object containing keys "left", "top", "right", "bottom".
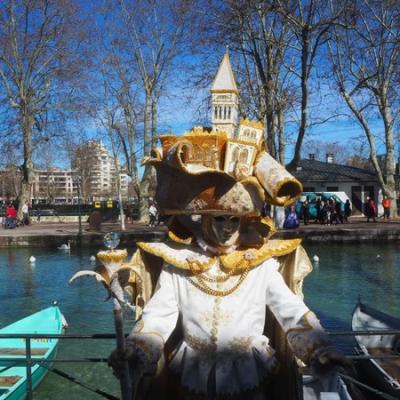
{"left": 0, "top": 221, "right": 166, "bottom": 237}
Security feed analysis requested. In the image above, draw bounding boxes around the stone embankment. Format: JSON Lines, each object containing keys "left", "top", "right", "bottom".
{"left": 0, "top": 218, "right": 399, "bottom": 248}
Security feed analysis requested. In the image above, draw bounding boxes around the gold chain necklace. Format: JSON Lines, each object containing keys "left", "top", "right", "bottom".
{"left": 187, "top": 266, "right": 250, "bottom": 297}
{"left": 200, "top": 267, "right": 237, "bottom": 282}
{"left": 188, "top": 258, "right": 237, "bottom": 283}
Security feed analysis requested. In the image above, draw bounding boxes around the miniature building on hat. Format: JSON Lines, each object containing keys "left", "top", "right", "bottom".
{"left": 211, "top": 53, "right": 239, "bottom": 138}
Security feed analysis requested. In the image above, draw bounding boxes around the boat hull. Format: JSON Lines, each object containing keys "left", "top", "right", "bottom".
{"left": 352, "top": 302, "right": 400, "bottom": 399}
{"left": 0, "top": 306, "right": 65, "bottom": 400}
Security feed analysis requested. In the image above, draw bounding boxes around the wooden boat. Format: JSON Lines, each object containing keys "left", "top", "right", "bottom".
{"left": 303, "top": 372, "right": 353, "bottom": 399}
{"left": 352, "top": 300, "right": 400, "bottom": 398}
{"left": 0, "top": 305, "right": 67, "bottom": 400}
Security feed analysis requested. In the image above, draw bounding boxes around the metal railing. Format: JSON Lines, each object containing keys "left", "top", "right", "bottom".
{"left": 0, "top": 333, "right": 120, "bottom": 400}
{"left": 0, "top": 330, "right": 399, "bottom": 399}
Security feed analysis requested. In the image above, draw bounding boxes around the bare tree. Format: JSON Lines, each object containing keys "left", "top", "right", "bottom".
{"left": 328, "top": 0, "right": 400, "bottom": 215}
{"left": 0, "top": 0, "right": 88, "bottom": 217}
{"left": 95, "top": 0, "right": 195, "bottom": 221}
{"left": 273, "top": 0, "right": 348, "bottom": 168}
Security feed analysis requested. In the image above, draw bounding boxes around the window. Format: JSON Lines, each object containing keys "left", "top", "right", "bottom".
{"left": 227, "top": 107, "right": 231, "bottom": 119}
{"left": 303, "top": 187, "right": 315, "bottom": 192}
{"left": 214, "top": 107, "right": 218, "bottom": 119}
{"left": 326, "top": 186, "right": 338, "bottom": 192}
{"left": 223, "top": 106, "right": 227, "bottom": 120}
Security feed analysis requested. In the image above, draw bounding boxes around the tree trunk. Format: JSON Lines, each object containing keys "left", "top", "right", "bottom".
{"left": 289, "top": 28, "right": 310, "bottom": 169}
{"left": 138, "top": 165, "right": 156, "bottom": 223}
{"left": 18, "top": 112, "right": 34, "bottom": 220}
{"left": 143, "top": 92, "right": 152, "bottom": 157}
{"left": 139, "top": 91, "right": 154, "bottom": 222}
{"left": 381, "top": 102, "right": 397, "bottom": 217}
{"left": 151, "top": 97, "right": 158, "bottom": 148}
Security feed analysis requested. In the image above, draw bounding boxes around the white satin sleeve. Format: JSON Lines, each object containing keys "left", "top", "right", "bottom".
{"left": 264, "top": 259, "right": 331, "bottom": 364}
{"left": 129, "top": 266, "right": 179, "bottom": 343}
{"left": 265, "top": 259, "right": 309, "bottom": 331}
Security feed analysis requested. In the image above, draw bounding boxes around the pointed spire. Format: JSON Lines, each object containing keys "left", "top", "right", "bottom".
{"left": 211, "top": 52, "right": 238, "bottom": 94}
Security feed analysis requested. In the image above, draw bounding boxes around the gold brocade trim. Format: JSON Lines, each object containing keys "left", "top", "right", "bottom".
{"left": 219, "top": 239, "right": 302, "bottom": 272}
{"left": 137, "top": 242, "right": 217, "bottom": 271}
{"left": 168, "top": 229, "right": 193, "bottom": 245}
{"left": 97, "top": 249, "right": 128, "bottom": 263}
{"left": 137, "top": 239, "right": 302, "bottom": 273}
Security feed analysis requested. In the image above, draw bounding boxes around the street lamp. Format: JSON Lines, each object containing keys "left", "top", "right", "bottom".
{"left": 73, "top": 174, "right": 82, "bottom": 237}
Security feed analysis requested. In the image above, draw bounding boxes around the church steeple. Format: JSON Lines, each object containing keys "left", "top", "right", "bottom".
{"left": 211, "top": 52, "right": 239, "bottom": 138}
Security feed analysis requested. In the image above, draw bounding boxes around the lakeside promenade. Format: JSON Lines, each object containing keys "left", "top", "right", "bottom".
{"left": 1, "top": 216, "right": 400, "bottom": 247}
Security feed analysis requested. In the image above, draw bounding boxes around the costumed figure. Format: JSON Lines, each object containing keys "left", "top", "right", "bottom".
{"left": 109, "top": 135, "right": 350, "bottom": 400}
{"left": 109, "top": 54, "right": 350, "bottom": 400}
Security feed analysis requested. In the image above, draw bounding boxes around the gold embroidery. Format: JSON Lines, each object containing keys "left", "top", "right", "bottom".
{"left": 186, "top": 333, "right": 217, "bottom": 355}
{"left": 229, "top": 336, "right": 252, "bottom": 353}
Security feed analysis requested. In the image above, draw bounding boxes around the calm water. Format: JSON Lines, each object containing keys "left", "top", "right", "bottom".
{"left": 0, "top": 243, "right": 399, "bottom": 399}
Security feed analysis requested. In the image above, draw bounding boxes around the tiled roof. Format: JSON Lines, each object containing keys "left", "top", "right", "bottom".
{"left": 287, "top": 159, "right": 377, "bottom": 182}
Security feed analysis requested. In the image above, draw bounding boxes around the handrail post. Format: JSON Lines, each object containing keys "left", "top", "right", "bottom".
{"left": 25, "top": 338, "right": 33, "bottom": 399}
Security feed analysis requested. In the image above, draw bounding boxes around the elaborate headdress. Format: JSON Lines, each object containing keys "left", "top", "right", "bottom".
{"left": 144, "top": 125, "right": 302, "bottom": 216}
{"left": 143, "top": 53, "right": 302, "bottom": 244}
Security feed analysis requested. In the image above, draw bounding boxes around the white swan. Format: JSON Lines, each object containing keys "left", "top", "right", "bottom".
{"left": 58, "top": 240, "right": 71, "bottom": 250}
{"left": 313, "top": 255, "right": 319, "bottom": 262}
{"left": 29, "top": 256, "right": 36, "bottom": 263}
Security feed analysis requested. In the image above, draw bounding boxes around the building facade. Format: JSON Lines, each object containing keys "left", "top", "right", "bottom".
{"left": 289, "top": 154, "right": 381, "bottom": 215}
{"left": 72, "top": 140, "right": 129, "bottom": 202}
{"left": 0, "top": 141, "right": 129, "bottom": 204}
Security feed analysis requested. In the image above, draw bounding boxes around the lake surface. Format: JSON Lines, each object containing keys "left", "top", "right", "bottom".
{"left": 0, "top": 242, "right": 399, "bottom": 399}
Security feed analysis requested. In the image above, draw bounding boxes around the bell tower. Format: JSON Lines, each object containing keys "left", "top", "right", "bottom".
{"left": 211, "top": 52, "right": 239, "bottom": 138}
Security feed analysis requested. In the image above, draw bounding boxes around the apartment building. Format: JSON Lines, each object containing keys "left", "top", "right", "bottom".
{"left": 72, "top": 140, "right": 129, "bottom": 202}
{"left": 0, "top": 141, "right": 129, "bottom": 204}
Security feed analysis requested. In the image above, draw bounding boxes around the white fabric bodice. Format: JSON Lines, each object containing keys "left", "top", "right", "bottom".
{"left": 131, "top": 257, "right": 311, "bottom": 396}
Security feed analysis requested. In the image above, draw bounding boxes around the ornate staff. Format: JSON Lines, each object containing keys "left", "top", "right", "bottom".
{"left": 70, "top": 232, "right": 136, "bottom": 400}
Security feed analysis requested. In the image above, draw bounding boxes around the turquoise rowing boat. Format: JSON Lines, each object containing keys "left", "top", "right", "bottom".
{"left": 0, "top": 305, "right": 66, "bottom": 400}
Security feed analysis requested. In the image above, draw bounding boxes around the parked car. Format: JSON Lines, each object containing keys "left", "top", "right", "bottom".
{"left": 295, "top": 192, "right": 349, "bottom": 219}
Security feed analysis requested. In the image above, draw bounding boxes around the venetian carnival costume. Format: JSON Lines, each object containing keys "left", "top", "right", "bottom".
{"left": 120, "top": 127, "right": 336, "bottom": 400}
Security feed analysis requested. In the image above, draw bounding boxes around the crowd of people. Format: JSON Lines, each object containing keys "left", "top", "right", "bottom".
{"left": 284, "top": 195, "right": 393, "bottom": 228}
{"left": 2, "top": 202, "right": 32, "bottom": 229}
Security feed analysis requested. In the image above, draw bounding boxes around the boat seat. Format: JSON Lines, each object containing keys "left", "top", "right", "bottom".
{"left": 0, "top": 375, "right": 22, "bottom": 387}
{"left": 0, "top": 348, "right": 48, "bottom": 356}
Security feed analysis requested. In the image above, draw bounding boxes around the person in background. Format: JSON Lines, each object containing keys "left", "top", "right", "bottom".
{"left": 382, "top": 196, "right": 391, "bottom": 220}
{"left": 284, "top": 204, "right": 300, "bottom": 229}
{"left": 5, "top": 203, "right": 17, "bottom": 229}
{"left": 148, "top": 200, "right": 158, "bottom": 227}
{"left": 302, "top": 196, "right": 310, "bottom": 225}
{"left": 315, "top": 197, "right": 321, "bottom": 223}
{"left": 335, "top": 199, "right": 344, "bottom": 224}
{"left": 367, "top": 198, "right": 377, "bottom": 222}
{"left": 21, "top": 202, "right": 30, "bottom": 225}
{"left": 35, "top": 208, "right": 41, "bottom": 223}
{"left": 344, "top": 199, "right": 351, "bottom": 222}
